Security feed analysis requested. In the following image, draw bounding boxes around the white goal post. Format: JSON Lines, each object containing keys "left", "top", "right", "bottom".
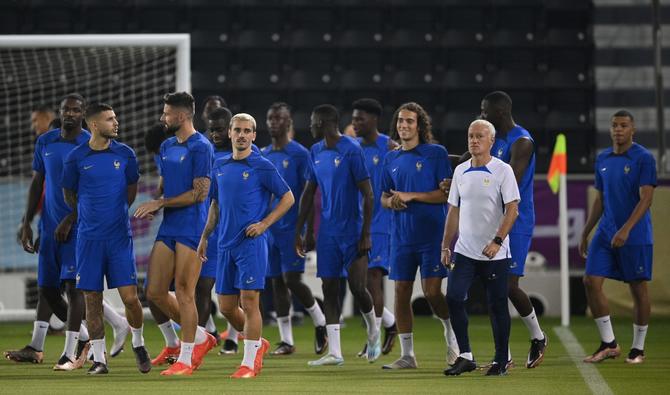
{"left": 0, "top": 34, "right": 190, "bottom": 321}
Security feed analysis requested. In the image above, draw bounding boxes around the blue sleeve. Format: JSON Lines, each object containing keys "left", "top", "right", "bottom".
{"left": 306, "top": 151, "right": 317, "bottom": 183}
{"left": 153, "top": 154, "right": 162, "bottom": 176}
{"left": 32, "top": 140, "right": 45, "bottom": 174}
{"left": 261, "top": 167, "right": 291, "bottom": 198}
{"left": 594, "top": 157, "right": 603, "bottom": 191}
{"left": 61, "top": 152, "right": 79, "bottom": 192}
{"left": 125, "top": 151, "right": 140, "bottom": 185}
{"left": 435, "top": 148, "right": 452, "bottom": 183}
{"left": 380, "top": 156, "right": 394, "bottom": 193}
{"left": 638, "top": 153, "right": 657, "bottom": 187}
{"left": 209, "top": 172, "right": 219, "bottom": 201}
{"left": 297, "top": 151, "right": 310, "bottom": 191}
{"left": 349, "top": 148, "right": 370, "bottom": 183}
{"left": 192, "top": 143, "right": 213, "bottom": 179}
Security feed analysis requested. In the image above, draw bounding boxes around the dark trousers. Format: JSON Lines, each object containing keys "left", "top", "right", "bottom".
{"left": 446, "top": 253, "right": 510, "bottom": 365}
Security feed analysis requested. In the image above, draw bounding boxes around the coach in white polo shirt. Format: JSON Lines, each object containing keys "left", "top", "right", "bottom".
{"left": 441, "top": 119, "right": 520, "bottom": 377}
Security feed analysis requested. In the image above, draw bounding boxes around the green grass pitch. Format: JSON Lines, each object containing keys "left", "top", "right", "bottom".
{"left": 1, "top": 316, "right": 668, "bottom": 394}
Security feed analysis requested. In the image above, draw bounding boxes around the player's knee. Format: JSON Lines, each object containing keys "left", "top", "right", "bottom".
{"left": 583, "top": 275, "right": 599, "bottom": 292}
{"left": 423, "top": 286, "right": 444, "bottom": 304}
{"left": 146, "top": 287, "right": 166, "bottom": 304}
{"left": 239, "top": 294, "right": 259, "bottom": 313}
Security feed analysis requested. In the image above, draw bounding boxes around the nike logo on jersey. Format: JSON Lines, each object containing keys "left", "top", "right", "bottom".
{"left": 245, "top": 277, "right": 255, "bottom": 284}
{"left": 601, "top": 167, "right": 607, "bottom": 172}
{"left": 392, "top": 167, "right": 398, "bottom": 173}
{"left": 315, "top": 160, "right": 321, "bottom": 164}
{"left": 217, "top": 172, "right": 223, "bottom": 176}
{"left": 84, "top": 165, "right": 94, "bottom": 170}
{"left": 44, "top": 152, "right": 53, "bottom": 156}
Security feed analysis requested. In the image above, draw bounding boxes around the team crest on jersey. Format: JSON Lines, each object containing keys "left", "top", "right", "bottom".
{"left": 624, "top": 164, "right": 630, "bottom": 174}
{"left": 113, "top": 160, "right": 120, "bottom": 170}
{"left": 242, "top": 171, "right": 249, "bottom": 180}
{"left": 334, "top": 157, "right": 341, "bottom": 167}
{"left": 483, "top": 177, "right": 490, "bottom": 186}
{"left": 497, "top": 148, "right": 504, "bottom": 158}
{"left": 282, "top": 159, "right": 289, "bottom": 169}
{"left": 416, "top": 161, "right": 423, "bottom": 172}
{"left": 372, "top": 155, "right": 380, "bottom": 165}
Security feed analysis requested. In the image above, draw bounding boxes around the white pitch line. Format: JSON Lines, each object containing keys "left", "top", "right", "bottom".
{"left": 554, "top": 326, "right": 614, "bottom": 395}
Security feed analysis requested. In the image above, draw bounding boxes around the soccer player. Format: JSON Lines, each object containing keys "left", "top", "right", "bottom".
{"left": 380, "top": 102, "right": 458, "bottom": 370}
{"left": 6, "top": 94, "right": 90, "bottom": 370}
{"left": 442, "top": 120, "right": 520, "bottom": 377}
{"left": 199, "top": 95, "right": 226, "bottom": 130}
{"left": 295, "top": 104, "right": 381, "bottom": 366}
{"left": 479, "top": 91, "right": 547, "bottom": 368}
{"left": 61, "top": 103, "right": 150, "bottom": 375}
{"left": 351, "top": 98, "right": 398, "bottom": 357}
{"left": 579, "top": 110, "right": 656, "bottom": 364}
{"left": 195, "top": 107, "right": 234, "bottom": 347}
{"left": 197, "top": 113, "right": 294, "bottom": 378}
{"left": 134, "top": 92, "right": 216, "bottom": 376}
{"left": 261, "top": 102, "right": 327, "bottom": 356}
{"left": 31, "top": 104, "right": 56, "bottom": 137}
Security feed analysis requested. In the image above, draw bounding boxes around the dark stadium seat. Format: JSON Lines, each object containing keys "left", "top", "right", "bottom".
{"left": 234, "top": 30, "right": 284, "bottom": 48}
{"left": 341, "top": 6, "right": 386, "bottom": 31}
{"left": 392, "top": 49, "right": 437, "bottom": 72}
{"left": 236, "top": 6, "right": 285, "bottom": 32}
{"left": 288, "top": 6, "right": 337, "bottom": 31}
{"left": 338, "top": 30, "right": 383, "bottom": 48}
{"left": 287, "top": 29, "right": 335, "bottom": 49}
{"left": 191, "top": 71, "right": 226, "bottom": 91}
{"left": 341, "top": 49, "right": 387, "bottom": 72}
{"left": 388, "top": 30, "right": 438, "bottom": 49}
{"left": 288, "top": 70, "right": 336, "bottom": 90}
{"left": 341, "top": 71, "right": 380, "bottom": 90}
{"left": 445, "top": 49, "right": 491, "bottom": 72}
{"left": 441, "top": 29, "right": 488, "bottom": 48}
{"left": 188, "top": 3, "right": 236, "bottom": 30}
{"left": 135, "top": 0, "right": 186, "bottom": 33}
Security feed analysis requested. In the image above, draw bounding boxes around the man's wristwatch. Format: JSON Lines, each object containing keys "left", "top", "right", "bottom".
{"left": 493, "top": 236, "right": 503, "bottom": 246}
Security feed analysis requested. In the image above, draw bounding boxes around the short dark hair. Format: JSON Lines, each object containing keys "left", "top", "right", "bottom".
{"left": 32, "top": 104, "right": 55, "bottom": 114}
{"left": 61, "top": 93, "right": 87, "bottom": 108}
{"left": 312, "top": 104, "right": 339, "bottom": 124}
{"left": 144, "top": 122, "right": 167, "bottom": 154}
{"left": 49, "top": 118, "right": 61, "bottom": 130}
{"left": 204, "top": 95, "right": 227, "bottom": 108}
{"left": 612, "top": 109, "right": 634, "bottom": 122}
{"left": 483, "top": 91, "right": 512, "bottom": 112}
{"left": 269, "top": 102, "right": 292, "bottom": 115}
{"left": 352, "top": 98, "right": 382, "bottom": 118}
{"left": 208, "top": 106, "right": 233, "bottom": 124}
{"left": 164, "top": 91, "right": 195, "bottom": 115}
{"left": 85, "top": 102, "right": 113, "bottom": 120}
{"left": 390, "top": 102, "right": 434, "bottom": 144}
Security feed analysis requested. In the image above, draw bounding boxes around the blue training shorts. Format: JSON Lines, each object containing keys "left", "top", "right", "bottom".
{"left": 586, "top": 231, "right": 653, "bottom": 282}
{"left": 390, "top": 241, "right": 447, "bottom": 281}
{"left": 368, "top": 233, "right": 390, "bottom": 275}
{"left": 216, "top": 236, "right": 268, "bottom": 295}
{"left": 155, "top": 235, "right": 200, "bottom": 252}
{"left": 76, "top": 236, "right": 138, "bottom": 292}
{"left": 201, "top": 235, "right": 218, "bottom": 279}
{"left": 38, "top": 232, "right": 77, "bottom": 288}
{"left": 316, "top": 233, "right": 366, "bottom": 278}
{"left": 508, "top": 233, "right": 532, "bottom": 277}
{"left": 266, "top": 230, "right": 305, "bottom": 278}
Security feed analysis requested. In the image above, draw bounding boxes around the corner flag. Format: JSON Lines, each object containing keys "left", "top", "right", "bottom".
{"left": 547, "top": 133, "right": 567, "bottom": 194}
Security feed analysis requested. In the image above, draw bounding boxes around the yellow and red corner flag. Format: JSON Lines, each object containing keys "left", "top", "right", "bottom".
{"left": 547, "top": 133, "right": 567, "bottom": 194}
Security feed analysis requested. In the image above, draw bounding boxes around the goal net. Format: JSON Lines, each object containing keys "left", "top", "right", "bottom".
{"left": 0, "top": 34, "right": 190, "bottom": 315}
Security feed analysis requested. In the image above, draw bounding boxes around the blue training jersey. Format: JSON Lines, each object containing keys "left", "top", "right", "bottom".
{"left": 261, "top": 140, "right": 310, "bottom": 234}
{"left": 381, "top": 143, "right": 452, "bottom": 246}
{"left": 499, "top": 125, "right": 535, "bottom": 236}
{"left": 206, "top": 148, "right": 232, "bottom": 257}
{"left": 594, "top": 143, "right": 656, "bottom": 245}
{"left": 157, "top": 132, "right": 214, "bottom": 238}
{"left": 210, "top": 151, "right": 290, "bottom": 250}
{"left": 32, "top": 128, "right": 90, "bottom": 235}
{"left": 308, "top": 135, "right": 370, "bottom": 237}
{"left": 62, "top": 140, "right": 139, "bottom": 240}
{"left": 359, "top": 134, "right": 392, "bottom": 236}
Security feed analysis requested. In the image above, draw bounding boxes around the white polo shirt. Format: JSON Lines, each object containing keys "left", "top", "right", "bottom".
{"left": 447, "top": 157, "right": 520, "bottom": 261}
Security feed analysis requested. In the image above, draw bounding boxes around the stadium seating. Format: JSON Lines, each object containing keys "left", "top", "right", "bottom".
{"left": 5, "top": 0, "right": 596, "bottom": 172}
